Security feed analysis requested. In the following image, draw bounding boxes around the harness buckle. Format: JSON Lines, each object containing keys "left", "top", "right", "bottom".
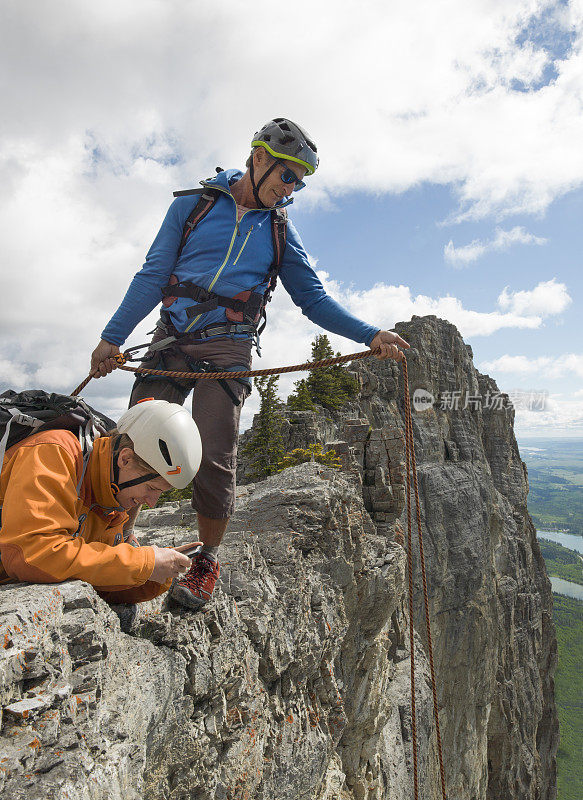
{"left": 185, "top": 295, "right": 219, "bottom": 318}
{"left": 192, "top": 286, "right": 212, "bottom": 302}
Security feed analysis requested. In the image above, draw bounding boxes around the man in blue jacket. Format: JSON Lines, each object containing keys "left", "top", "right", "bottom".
{"left": 90, "top": 118, "right": 409, "bottom": 611}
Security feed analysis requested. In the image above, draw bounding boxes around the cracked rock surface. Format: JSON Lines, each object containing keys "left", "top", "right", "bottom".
{"left": 1, "top": 465, "right": 433, "bottom": 800}
{"left": 0, "top": 315, "right": 558, "bottom": 800}
{"left": 237, "top": 314, "right": 559, "bottom": 800}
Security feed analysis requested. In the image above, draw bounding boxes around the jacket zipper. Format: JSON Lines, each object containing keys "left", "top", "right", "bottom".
{"left": 233, "top": 226, "right": 253, "bottom": 266}
{"left": 183, "top": 180, "right": 287, "bottom": 333}
{"left": 184, "top": 187, "right": 242, "bottom": 332}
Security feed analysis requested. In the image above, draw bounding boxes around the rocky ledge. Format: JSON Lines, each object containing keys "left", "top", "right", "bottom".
{"left": 0, "top": 465, "right": 434, "bottom": 800}
{"left": 0, "top": 315, "right": 558, "bottom": 800}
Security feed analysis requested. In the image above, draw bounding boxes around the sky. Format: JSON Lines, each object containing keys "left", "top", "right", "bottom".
{"left": 1, "top": 0, "right": 582, "bottom": 441}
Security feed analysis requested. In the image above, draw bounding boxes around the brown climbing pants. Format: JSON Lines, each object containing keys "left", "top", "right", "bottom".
{"left": 129, "top": 328, "right": 252, "bottom": 519}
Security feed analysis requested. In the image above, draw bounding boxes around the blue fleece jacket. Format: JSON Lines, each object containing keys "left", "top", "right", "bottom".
{"left": 101, "top": 169, "right": 380, "bottom": 348}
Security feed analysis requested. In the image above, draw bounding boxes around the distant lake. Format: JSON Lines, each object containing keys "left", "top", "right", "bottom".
{"left": 549, "top": 578, "right": 583, "bottom": 601}
{"left": 537, "top": 530, "right": 583, "bottom": 555}
{"left": 537, "top": 530, "right": 583, "bottom": 600}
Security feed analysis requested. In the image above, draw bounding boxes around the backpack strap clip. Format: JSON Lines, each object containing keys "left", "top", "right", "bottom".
{"left": 0, "top": 409, "right": 43, "bottom": 467}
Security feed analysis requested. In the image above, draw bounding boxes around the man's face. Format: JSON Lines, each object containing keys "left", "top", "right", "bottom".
{"left": 254, "top": 150, "right": 307, "bottom": 206}
{"left": 115, "top": 450, "right": 172, "bottom": 510}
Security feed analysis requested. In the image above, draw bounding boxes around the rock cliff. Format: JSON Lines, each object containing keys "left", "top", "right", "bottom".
{"left": 0, "top": 315, "right": 558, "bottom": 800}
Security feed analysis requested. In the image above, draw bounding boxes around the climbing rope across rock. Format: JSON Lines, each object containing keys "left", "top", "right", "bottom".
{"left": 71, "top": 346, "right": 383, "bottom": 397}
{"left": 71, "top": 347, "right": 448, "bottom": 798}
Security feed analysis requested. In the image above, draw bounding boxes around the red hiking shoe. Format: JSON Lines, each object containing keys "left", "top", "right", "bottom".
{"left": 170, "top": 550, "right": 219, "bottom": 610}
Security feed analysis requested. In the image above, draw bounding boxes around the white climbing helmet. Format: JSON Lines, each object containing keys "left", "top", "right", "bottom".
{"left": 117, "top": 399, "right": 202, "bottom": 489}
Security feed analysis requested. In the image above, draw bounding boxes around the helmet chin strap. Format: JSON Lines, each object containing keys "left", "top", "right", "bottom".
{"left": 115, "top": 473, "right": 159, "bottom": 493}
{"left": 111, "top": 435, "right": 159, "bottom": 494}
{"left": 249, "top": 158, "right": 279, "bottom": 209}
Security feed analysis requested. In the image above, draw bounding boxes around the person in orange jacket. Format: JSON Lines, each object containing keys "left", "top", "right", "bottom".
{"left": 0, "top": 399, "right": 202, "bottom": 605}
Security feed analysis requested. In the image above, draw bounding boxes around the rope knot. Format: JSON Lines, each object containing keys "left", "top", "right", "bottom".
{"left": 113, "top": 353, "right": 128, "bottom": 366}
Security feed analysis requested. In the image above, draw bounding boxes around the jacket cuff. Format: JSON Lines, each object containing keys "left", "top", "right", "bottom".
{"left": 137, "top": 546, "right": 156, "bottom": 584}
{"left": 100, "top": 329, "right": 124, "bottom": 348}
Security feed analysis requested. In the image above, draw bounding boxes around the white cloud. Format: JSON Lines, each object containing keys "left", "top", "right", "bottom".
{"left": 497, "top": 278, "right": 571, "bottom": 315}
{"left": 0, "top": 265, "right": 561, "bottom": 428}
{"left": 444, "top": 226, "right": 548, "bottom": 266}
{"left": 242, "top": 274, "right": 580, "bottom": 433}
{"left": 476, "top": 349, "right": 583, "bottom": 435}
{"left": 1, "top": 1, "right": 583, "bottom": 221}
{"left": 514, "top": 395, "right": 583, "bottom": 437}
{"left": 240, "top": 274, "right": 569, "bottom": 429}
{"left": 480, "top": 353, "right": 583, "bottom": 378}
{"left": 317, "top": 274, "right": 570, "bottom": 339}
{"left": 1, "top": 0, "right": 582, "bottom": 431}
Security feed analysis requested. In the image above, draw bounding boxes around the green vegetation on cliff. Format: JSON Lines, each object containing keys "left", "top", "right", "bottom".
{"left": 527, "top": 470, "right": 583, "bottom": 536}
{"left": 538, "top": 531, "right": 583, "bottom": 800}
{"left": 552, "top": 595, "right": 583, "bottom": 800}
{"left": 241, "top": 375, "right": 286, "bottom": 481}
{"left": 276, "top": 443, "right": 342, "bottom": 471}
{"left": 287, "top": 334, "right": 358, "bottom": 411}
{"left": 539, "top": 540, "right": 583, "bottom": 586}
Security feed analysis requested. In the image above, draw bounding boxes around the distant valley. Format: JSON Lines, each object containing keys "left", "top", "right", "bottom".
{"left": 519, "top": 438, "right": 583, "bottom": 537}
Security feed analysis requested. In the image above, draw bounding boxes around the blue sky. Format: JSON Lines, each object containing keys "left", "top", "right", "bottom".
{"left": 294, "top": 182, "right": 581, "bottom": 365}
{"left": 289, "top": 182, "right": 582, "bottom": 438}
{"left": 0, "top": 0, "right": 582, "bottom": 438}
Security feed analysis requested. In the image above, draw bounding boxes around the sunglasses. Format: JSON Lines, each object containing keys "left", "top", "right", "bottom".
{"left": 278, "top": 163, "right": 306, "bottom": 191}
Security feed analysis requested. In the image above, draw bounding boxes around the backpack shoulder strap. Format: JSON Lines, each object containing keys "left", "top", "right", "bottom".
{"left": 270, "top": 207, "right": 288, "bottom": 271}
{"left": 253, "top": 208, "right": 288, "bottom": 346}
{"left": 173, "top": 188, "right": 207, "bottom": 197}
{"left": 173, "top": 188, "right": 221, "bottom": 259}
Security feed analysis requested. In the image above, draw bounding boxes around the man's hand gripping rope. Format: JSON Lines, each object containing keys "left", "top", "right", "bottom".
{"left": 79, "top": 330, "right": 410, "bottom": 397}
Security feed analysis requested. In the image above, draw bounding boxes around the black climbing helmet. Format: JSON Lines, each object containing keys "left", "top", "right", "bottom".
{"left": 251, "top": 118, "right": 319, "bottom": 175}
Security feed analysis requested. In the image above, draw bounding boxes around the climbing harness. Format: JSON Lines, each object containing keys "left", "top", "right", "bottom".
{"left": 71, "top": 348, "right": 448, "bottom": 797}
{"left": 161, "top": 177, "right": 288, "bottom": 355}
{"left": 130, "top": 337, "right": 251, "bottom": 407}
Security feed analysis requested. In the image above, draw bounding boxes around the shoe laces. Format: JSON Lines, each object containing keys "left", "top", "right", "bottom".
{"left": 184, "top": 554, "right": 216, "bottom": 590}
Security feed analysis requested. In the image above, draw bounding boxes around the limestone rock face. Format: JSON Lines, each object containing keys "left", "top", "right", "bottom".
{"left": 0, "top": 466, "right": 436, "bottom": 800}
{"left": 390, "top": 317, "right": 558, "bottom": 800}
{"left": 0, "top": 579, "right": 187, "bottom": 799}
{"left": 237, "top": 314, "right": 558, "bottom": 800}
{"left": 0, "top": 314, "right": 558, "bottom": 800}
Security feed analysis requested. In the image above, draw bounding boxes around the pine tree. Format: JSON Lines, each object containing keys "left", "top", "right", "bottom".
{"left": 287, "top": 378, "right": 315, "bottom": 411}
{"left": 241, "top": 375, "right": 285, "bottom": 481}
{"left": 276, "top": 443, "right": 342, "bottom": 472}
{"left": 287, "top": 334, "right": 358, "bottom": 411}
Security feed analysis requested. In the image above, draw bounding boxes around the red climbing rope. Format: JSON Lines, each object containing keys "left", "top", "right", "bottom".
{"left": 402, "top": 356, "right": 448, "bottom": 800}
{"left": 71, "top": 347, "right": 381, "bottom": 397}
{"left": 70, "top": 345, "right": 447, "bottom": 799}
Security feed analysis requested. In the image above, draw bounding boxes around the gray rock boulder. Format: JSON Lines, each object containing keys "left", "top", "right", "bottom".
{"left": 236, "top": 314, "right": 559, "bottom": 800}
{"left": 0, "top": 314, "right": 558, "bottom": 800}
{"left": 1, "top": 465, "right": 435, "bottom": 800}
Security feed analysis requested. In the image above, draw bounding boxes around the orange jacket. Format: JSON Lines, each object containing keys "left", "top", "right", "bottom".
{"left": 0, "top": 429, "right": 170, "bottom": 603}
